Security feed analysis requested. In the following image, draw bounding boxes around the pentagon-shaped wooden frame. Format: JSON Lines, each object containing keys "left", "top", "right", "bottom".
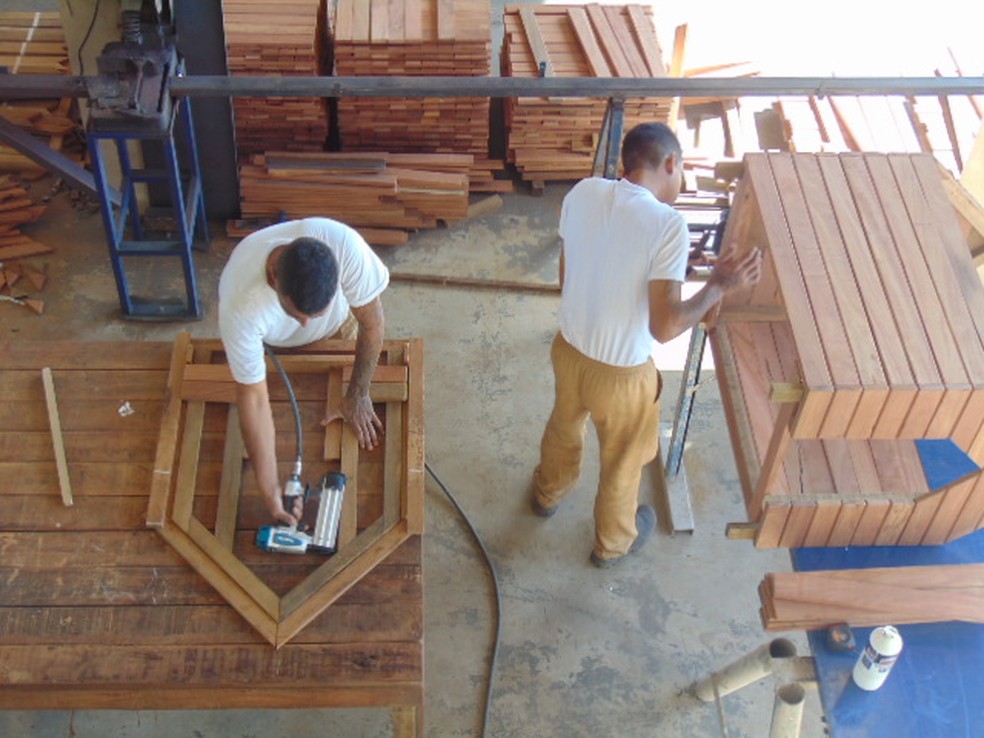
{"left": 146, "top": 333, "right": 424, "bottom": 647}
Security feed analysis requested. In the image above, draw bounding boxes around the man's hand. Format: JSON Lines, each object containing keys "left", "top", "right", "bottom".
{"left": 709, "top": 242, "right": 763, "bottom": 293}
{"left": 261, "top": 485, "right": 303, "bottom": 527}
{"left": 322, "top": 392, "right": 384, "bottom": 450}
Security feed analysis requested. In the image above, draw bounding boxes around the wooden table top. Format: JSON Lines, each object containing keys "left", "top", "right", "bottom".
{"left": 0, "top": 341, "right": 423, "bottom": 712}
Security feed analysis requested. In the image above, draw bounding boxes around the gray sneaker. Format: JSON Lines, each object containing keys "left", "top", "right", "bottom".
{"left": 531, "top": 491, "right": 558, "bottom": 518}
{"left": 590, "top": 505, "right": 656, "bottom": 568}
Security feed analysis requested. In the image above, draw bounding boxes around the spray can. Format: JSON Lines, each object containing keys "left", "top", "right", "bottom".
{"left": 852, "top": 625, "right": 903, "bottom": 691}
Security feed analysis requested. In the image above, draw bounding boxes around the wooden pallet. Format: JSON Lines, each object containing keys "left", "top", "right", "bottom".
{"left": 711, "top": 152, "right": 984, "bottom": 548}
{"left": 333, "top": 0, "right": 491, "bottom": 157}
{"left": 501, "top": 4, "right": 675, "bottom": 182}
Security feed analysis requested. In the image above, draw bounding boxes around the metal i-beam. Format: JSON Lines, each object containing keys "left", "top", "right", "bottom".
{"left": 0, "top": 74, "right": 982, "bottom": 100}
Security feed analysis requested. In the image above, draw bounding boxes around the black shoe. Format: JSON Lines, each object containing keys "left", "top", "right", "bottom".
{"left": 590, "top": 505, "right": 656, "bottom": 568}
{"left": 531, "top": 492, "right": 558, "bottom": 518}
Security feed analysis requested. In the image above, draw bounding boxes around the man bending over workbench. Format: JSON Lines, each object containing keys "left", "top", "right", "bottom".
{"left": 219, "top": 217, "right": 389, "bottom": 526}
{"left": 530, "top": 122, "right": 763, "bottom": 568}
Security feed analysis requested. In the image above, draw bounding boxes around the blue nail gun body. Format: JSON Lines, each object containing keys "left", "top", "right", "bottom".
{"left": 256, "top": 471, "right": 347, "bottom": 555}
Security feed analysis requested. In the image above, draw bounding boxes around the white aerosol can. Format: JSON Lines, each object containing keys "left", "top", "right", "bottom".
{"left": 852, "top": 625, "right": 903, "bottom": 691}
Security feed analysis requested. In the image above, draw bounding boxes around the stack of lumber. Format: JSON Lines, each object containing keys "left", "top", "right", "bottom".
{"left": 0, "top": 175, "right": 51, "bottom": 261}
{"left": 501, "top": 4, "right": 674, "bottom": 182}
{"left": 331, "top": 0, "right": 492, "bottom": 159}
{"left": 223, "top": 0, "right": 329, "bottom": 157}
{"left": 760, "top": 564, "right": 984, "bottom": 631}
{"left": 237, "top": 151, "right": 472, "bottom": 245}
{"left": 0, "top": 12, "right": 82, "bottom": 175}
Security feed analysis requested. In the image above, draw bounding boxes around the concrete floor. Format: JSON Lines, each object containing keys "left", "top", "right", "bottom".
{"left": 0, "top": 179, "right": 825, "bottom": 738}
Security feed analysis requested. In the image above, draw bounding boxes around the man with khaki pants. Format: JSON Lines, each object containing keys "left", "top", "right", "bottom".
{"left": 532, "top": 123, "right": 762, "bottom": 567}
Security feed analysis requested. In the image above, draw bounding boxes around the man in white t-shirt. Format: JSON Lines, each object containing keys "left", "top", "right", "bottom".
{"left": 531, "top": 123, "right": 762, "bottom": 568}
{"left": 219, "top": 217, "right": 389, "bottom": 526}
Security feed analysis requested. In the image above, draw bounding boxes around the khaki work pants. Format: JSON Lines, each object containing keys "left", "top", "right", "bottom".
{"left": 533, "top": 333, "right": 662, "bottom": 559}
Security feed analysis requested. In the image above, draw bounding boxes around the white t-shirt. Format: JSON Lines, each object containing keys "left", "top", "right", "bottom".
{"left": 558, "top": 177, "right": 689, "bottom": 367}
{"left": 218, "top": 218, "right": 389, "bottom": 384}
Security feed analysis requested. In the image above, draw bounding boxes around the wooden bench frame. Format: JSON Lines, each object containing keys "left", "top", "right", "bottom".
{"left": 146, "top": 333, "right": 425, "bottom": 647}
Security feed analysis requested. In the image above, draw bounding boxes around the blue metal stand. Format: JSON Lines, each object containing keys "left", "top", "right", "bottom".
{"left": 87, "top": 95, "right": 208, "bottom": 320}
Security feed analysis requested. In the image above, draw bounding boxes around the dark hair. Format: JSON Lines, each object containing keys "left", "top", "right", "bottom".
{"left": 278, "top": 237, "right": 338, "bottom": 315}
{"left": 621, "top": 122, "right": 682, "bottom": 175}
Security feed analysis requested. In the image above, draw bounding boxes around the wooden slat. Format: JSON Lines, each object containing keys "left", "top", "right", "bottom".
{"left": 567, "top": 7, "right": 609, "bottom": 78}
{"left": 215, "top": 406, "right": 244, "bottom": 549}
{"left": 518, "top": 6, "right": 552, "bottom": 77}
{"left": 147, "top": 333, "right": 192, "bottom": 528}
{"left": 40, "top": 367, "right": 73, "bottom": 507}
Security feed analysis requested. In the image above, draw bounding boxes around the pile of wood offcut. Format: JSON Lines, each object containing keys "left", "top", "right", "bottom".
{"left": 237, "top": 151, "right": 473, "bottom": 246}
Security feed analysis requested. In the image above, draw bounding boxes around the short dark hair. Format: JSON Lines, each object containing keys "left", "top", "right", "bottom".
{"left": 621, "top": 122, "right": 682, "bottom": 175}
{"left": 278, "top": 237, "right": 338, "bottom": 315}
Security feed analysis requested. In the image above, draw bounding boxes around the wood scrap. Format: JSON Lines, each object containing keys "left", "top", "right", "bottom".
{"left": 760, "top": 564, "right": 984, "bottom": 631}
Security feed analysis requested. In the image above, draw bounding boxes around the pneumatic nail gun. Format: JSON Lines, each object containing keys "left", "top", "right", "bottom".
{"left": 256, "top": 471, "right": 347, "bottom": 555}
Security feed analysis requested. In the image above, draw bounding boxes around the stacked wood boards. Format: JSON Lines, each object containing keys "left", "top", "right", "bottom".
{"left": 710, "top": 152, "right": 984, "bottom": 548}
{"left": 332, "top": 0, "right": 492, "bottom": 157}
{"left": 501, "top": 4, "right": 674, "bottom": 182}
{"left": 222, "top": 0, "right": 329, "bottom": 157}
{"left": 760, "top": 564, "right": 984, "bottom": 631}
{"left": 238, "top": 151, "right": 470, "bottom": 240}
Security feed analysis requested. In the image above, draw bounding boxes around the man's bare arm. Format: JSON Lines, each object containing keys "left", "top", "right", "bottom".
{"left": 339, "top": 296, "right": 385, "bottom": 449}
{"left": 648, "top": 243, "right": 762, "bottom": 343}
{"left": 236, "top": 379, "right": 298, "bottom": 525}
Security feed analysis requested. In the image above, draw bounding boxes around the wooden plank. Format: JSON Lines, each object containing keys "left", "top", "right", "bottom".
{"left": 147, "top": 333, "right": 192, "bottom": 528}
{"left": 849, "top": 498, "right": 891, "bottom": 545}
{"left": 215, "top": 405, "right": 244, "bottom": 549}
{"left": 585, "top": 4, "right": 632, "bottom": 77}
{"left": 744, "top": 154, "right": 832, "bottom": 431}
{"left": 839, "top": 155, "right": 943, "bottom": 405}
{"left": 40, "top": 367, "right": 73, "bottom": 507}
{"left": 436, "top": 0, "right": 455, "bottom": 41}
{"left": 748, "top": 402, "right": 796, "bottom": 520}
{"left": 626, "top": 5, "right": 665, "bottom": 77}
{"left": 340, "top": 424, "right": 359, "bottom": 546}
{"left": 518, "top": 6, "right": 552, "bottom": 77}
{"left": 158, "top": 523, "right": 278, "bottom": 645}
{"left": 602, "top": 5, "right": 647, "bottom": 78}
{"left": 769, "top": 154, "right": 860, "bottom": 433}
{"left": 567, "top": 7, "right": 610, "bottom": 78}
{"left": 324, "top": 368, "right": 343, "bottom": 462}
{"left": 278, "top": 521, "right": 408, "bottom": 647}
{"left": 172, "top": 401, "right": 205, "bottom": 529}
{"left": 404, "top": 339, "right": 425, "bottom": 534}
{"left": 754, "top": 499, "right": 790, "bottom": 548}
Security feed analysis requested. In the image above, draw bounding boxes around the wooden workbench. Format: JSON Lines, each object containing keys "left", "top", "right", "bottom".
{"left": 0, "top": 340, "right": 424, "bottom": 736}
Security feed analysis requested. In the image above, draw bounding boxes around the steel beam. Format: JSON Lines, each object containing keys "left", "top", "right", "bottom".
{"left": 0, "top": 73, "right": 982, "bottom": 100}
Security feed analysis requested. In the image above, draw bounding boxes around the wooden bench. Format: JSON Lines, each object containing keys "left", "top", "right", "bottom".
{"left": 0, "top": 338, "right": 424, "bottom": 736}
{"left": 711, "top": 152, "right": 984, "bottom": 548}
